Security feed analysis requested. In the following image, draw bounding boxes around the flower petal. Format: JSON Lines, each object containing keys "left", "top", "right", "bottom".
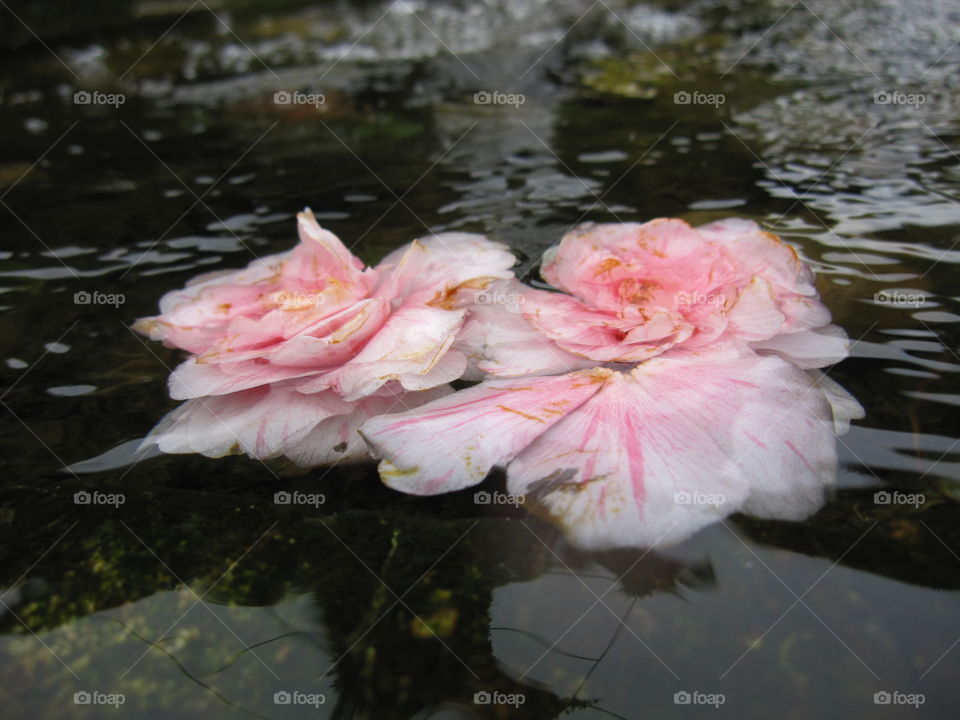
{"left": 507, "top": 353, "right": 841, "bottom": 550}
{"left": 287, "top": 209, "right": 376, "bottom": 297}
{"left": 169, "top": 358, "right": 326, "bottom": 401}
{"left": 133, "top": 210, "right": 377, "bottom": 355}
{"left": 522, "top": 288, "right": 690, "bottom": 363}
{"left": 724, "top": 277, "right": 787, "bottom": 342}
{"left": 141, "top": 382, "right": 355, "bottom": 460}
{"left": 300, "top": 303, "right": 467, "bottom": 400}
{"left": 698, "top": 218, "right": 815, "bottom": 296}
{"left": 808, "top": 370, "right": 864, "bottom": 434}
{"left": 360, "top": 370, "right": 610, "bottom": 495}
{"left": 285, "top": 386, "right": 454, "bottom": 467}
{"left": 375, "top": 232, "right": 516, "bottom": 303}
{"left": 456, "top": 283, "right": 594, "bottom": 378}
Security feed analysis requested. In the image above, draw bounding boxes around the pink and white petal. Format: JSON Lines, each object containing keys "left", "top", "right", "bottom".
{"left": 724, "top": 277, "right": 787, "bottom": 342}
{"left": 507, "top": 354, "right": 839, "bottom": 550}
{"left": 699, "top": 219, "right": 814, "bottom": 295}
{"left": 374, "top": 232, "right": 515, "bottom": 302}
{"left": 319, "top": 304, "right": 467, "bottom": 400}
{"left": 141, "top": 382, "right": 354, "bottom": 460}
{"left": 360, "top": 370, "right": 610, "bottom": 495}
{"left": 807, "top": 370, "right": 864, "bottom": 434}
{"left": 168, "top": 357, "right": 326, "bottom": 400}
{"left": 543, "top": 220, "right": 712, "bottom": 303}
{"left": 196, "top": 298, "right": 390, "bottom": 370}
{"left": 778, "top": 293, "right": 833, "bottom": 332}
{"left": 397, "top": 348, "right": 468, "bottom": 391}
{"left": 134, "top": 278, "right": 277, "bottom": 353}
{"left": 455, "top": 284, "right": 593, "bottom": 378}
{"left": 285, "top": 386, "right": 454, "bottom": 467}
{"left": 285, "top": 209, "right": 376, "bottom": 296}
{"left": 750, "top": 324, "right": 850, "bottom": 369}
{"left": 521, "top": 289, "right": 662, "bottom": 363}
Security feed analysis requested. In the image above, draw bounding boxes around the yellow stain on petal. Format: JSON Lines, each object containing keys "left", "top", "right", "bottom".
{"left": 541, "top": 399, "right": 571, "bottom": 416}
{"left": 593, "top": 257, "right": 622, "bottom": 276}
{"left": 496, "top": 404, "right": 545, "bottom": 423}
{"left": 379, "top": 461, "right": 420, "bottom": 479}
{"left": 427, "top": 276, "right": 496, "bottom": 309}
{"left": 570, "top": 367, "right": 614, "bottom": 387}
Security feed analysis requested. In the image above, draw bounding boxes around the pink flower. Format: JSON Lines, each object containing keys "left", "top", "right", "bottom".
{"left": 135, "top": 209, "right": 516, "bottom": 464}
{"left": 515, "top": 218, "right": 848, "bottom": 368}
{"left": 360, "top": 219, "right": 863, "bottom": 549}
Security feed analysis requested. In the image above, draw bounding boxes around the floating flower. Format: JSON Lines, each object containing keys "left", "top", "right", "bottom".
{"left": 361, "top": 219, "right": 863, "bottom": 549}
{"left": 135, "top": 210, "right": 516, "bottom": 464}
{"left": 516, "top": 217, "right": 849, "bottom": 369}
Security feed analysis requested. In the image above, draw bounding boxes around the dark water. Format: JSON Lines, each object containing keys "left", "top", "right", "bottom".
{"left": 1, "top": 0, "right": 959, "bottom": 717}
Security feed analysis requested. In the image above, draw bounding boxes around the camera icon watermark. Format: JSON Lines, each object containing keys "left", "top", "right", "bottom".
{"left": 273, "top": 90, "right": 326, "bottom": 109}
{"left": 273, "top": 690, "right": 326, "bottom": 707}
{"left": 74, "top": 490, "right": 125, "bottom": 508}
{"left": 73, "top": 90, "right": 125, "bottom": 108}
{"left": 274, "top": 490, "right": 325, "bottom": 508}
{"left": 673, "top": 690, "right": 725, "bottom": 708}
{"left": 74, "top": 290, "right": 125, "bottom": 308}
{"left": 473, "top": 289, "right": 526, "bottom": 313}
{"left": 673, "top": 90, "right": 725, "bottom": 108}
{"left": 873, "top": 90, "right": 925, "bottom": 107}
{"left": 873, "top": 490, "right": 925, "bottom": 508}
{"left": 873, "top": 690, "right": 924, "bottom": 707}
{"left": 873, "top": 290, "right": 925, "bottom": 308}
{"left": 474, "top": 490, "right": 525, "bottom": 508}
{"left": 267, "top": 290, "right": 326, "bottom": 309}
{"left": 74, "top": 690, "right": 125, "bottom": 707}
{"left": 676, "top": 290, "right": 725, "bottom": 307}
{"left": 473, "top": 90, "right": 526, "bottom": 108}
{"left": 674, "top": 491, "right": 725, "bottom": 508}
{"left": 473, "top": 690, "right": 525, "bottom": 707}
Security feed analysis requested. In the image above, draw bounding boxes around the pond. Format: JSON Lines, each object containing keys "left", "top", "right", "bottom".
{"left": 0, "top": 0, "right": 958, "bottom": 717}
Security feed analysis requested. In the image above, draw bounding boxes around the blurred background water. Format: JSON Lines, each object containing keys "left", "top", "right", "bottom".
{"left": 1, "top": 0, "right": 959, "bottom": 717}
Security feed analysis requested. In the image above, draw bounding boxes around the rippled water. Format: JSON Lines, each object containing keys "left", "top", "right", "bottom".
{"left": 1, "top": 0, "right": 959, "bottom": 717}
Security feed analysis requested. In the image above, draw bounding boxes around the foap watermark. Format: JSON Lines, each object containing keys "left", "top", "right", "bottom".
{"left": 74, "top": 691, "right": 125, "bottom": 708}
{"left": 274, "top": 90, "right": 326, "bottom": 109}
{"left": 874, "top": 691, "right": 925, "bottom": 708}
{"left": 74, "top": 490, "right": 125, "bottom": 508}
{"left": 274, "top": 490, "right": 325, "bottom": 508}
{"left": 874, "top": 290, "right": 926, "bottom": 308}
{"left": 474, "top": 490, "right": 524, "bottom": 508}
{"left": 474, "top": 690, "right": 525, "bottom": 708}
{"left": 268, "top": 290, "right": 326, "bottom": 309}
{"left": 73, "top": 90, "right": 125, "bottom": 108}
{"left": 674, "top": 90, "right": 725, "bottom": 108}
{"left": 674, "top": 491, "right": 725, "bottom": 508}
{"left": 874, "top": 490, "right": 925, "bottom": 508}
{"left": 677, "top": 290, "right": 725, "bottom": 307}
{"left": 274, "top": 690, "right": 326, "bottom": 707}
{"left": 475, "top": 290, "right": 526, "bottom": 313}
{"left": 74, "top": 290, "right": 125, "bottom": 308}
{"left": 873, "top": 90, "right": 925, "bottom": 107}
{"left": 474, "top": 90, "right": 525, "bottom": 108}
{"left": 674, "top": 690, "right": 725, "bottom": 708}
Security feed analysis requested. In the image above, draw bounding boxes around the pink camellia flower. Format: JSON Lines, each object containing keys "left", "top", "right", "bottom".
{"left": 360, "top": 218, "right": 863, "bottom": 549}
{"left": 135, "top": 209, "right": 516, "bottom": 464}
{"left": 516, "top": 217, "right": 849, "bottom": 369}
